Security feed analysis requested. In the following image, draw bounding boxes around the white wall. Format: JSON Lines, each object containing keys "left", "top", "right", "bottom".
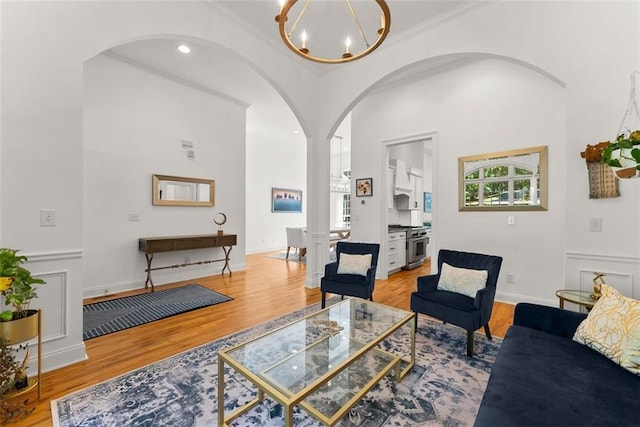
{"left": 245, "top": 132, "right": 306, "bottom": 253}
{"left": 83, "top": 54, "right": 247, "bottom": 296}
{"left": 352, "top": 59, "right": 566, "bottom": 304}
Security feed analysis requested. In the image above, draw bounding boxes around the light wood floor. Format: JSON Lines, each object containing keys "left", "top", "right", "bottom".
{"left": 16, "top": 251, "right": 515, "bottom": 426}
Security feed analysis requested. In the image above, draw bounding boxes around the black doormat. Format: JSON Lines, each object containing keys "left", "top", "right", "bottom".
{"left": 83, "top": 284, "right": 232, "bottom": 340}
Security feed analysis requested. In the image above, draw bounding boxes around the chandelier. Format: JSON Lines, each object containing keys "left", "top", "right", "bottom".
{"left": 275, "top": 0, "right": 391, "bottom": 64}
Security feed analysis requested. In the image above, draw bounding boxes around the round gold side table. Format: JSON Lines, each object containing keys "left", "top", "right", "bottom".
{"left": 555, "top": 289, "right": 597, "bottom": 311}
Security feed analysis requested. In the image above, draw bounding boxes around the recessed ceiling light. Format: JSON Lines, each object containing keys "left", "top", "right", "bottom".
{"left": 177, "top": 44, "right": 191, "bottom": 54}
{"left": 293, "top": 130, "right": 299, "bottom": 134}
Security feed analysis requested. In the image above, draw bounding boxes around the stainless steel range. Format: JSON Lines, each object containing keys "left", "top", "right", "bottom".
{"left": 388, "top": 225, "right": 429, "bottom": 269}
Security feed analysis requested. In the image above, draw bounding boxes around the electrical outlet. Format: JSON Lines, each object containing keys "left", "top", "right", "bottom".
{"left": 40, "top": 210, "right": 56, "bottom": 226}
{"left": 128, "top": 213, "right": 140, "bottom": 222}
{"left": 589, "top": 218, "right": 602, "bottom": 232}
{"left": 506, "top": 273, "right": 515, "bottom": 284}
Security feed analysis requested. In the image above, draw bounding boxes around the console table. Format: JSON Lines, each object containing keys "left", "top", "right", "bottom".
{"left": 139, "top": 234, "right": 237, "bottom": 291}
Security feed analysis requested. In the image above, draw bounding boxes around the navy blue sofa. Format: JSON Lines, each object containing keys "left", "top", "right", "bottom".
{"left": 475, "top": 303, "right": 640, "bottom": 427}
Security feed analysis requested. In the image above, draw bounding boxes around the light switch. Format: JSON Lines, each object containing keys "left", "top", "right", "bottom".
{"left": 589, "top": 218, "right": 602, "bottom": 232}
{"left": 507, "top": 216, "right": 515, "bottom": 225}
{"left": 40, "top": 210, "right": 56, "bottom": 226}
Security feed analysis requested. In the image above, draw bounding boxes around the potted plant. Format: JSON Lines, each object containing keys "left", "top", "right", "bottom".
{"left": 0, "top": 249, "right": 45, "bottom": 322}
{"left": 601, "top": 129, "right": 640, "bottom": 178}
{"left": 0, "top": 249, "right": 44, "bottom": 347}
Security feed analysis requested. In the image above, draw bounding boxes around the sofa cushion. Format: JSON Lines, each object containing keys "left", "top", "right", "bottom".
{"left": 437, "top": 262, "right": 487, "bottom": 298}
{"left": 474, "top": 325, "right": 640, "bottom": 427}
{"left": 573, "top": 284, "right": 640, "bottom": 375}
{"left": 337, "top": 253, "right": 371, "bottom": 277}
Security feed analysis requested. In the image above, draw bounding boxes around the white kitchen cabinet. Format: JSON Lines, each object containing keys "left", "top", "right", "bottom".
{"left": 396, "top": 175, "right": 423, "bottom": 211}
{"left": 387, "top": 231, "right": 406, "bottom": 274}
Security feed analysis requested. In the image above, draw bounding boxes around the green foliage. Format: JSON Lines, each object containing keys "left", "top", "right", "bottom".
{"left": 0, "top": 249, "right": 26, "bottom": 279}
{"left": 0, "top": 249, "right": 45, "bottom": 320}
{"left": 601, "top": 130, "right": 640, "bottom": 168}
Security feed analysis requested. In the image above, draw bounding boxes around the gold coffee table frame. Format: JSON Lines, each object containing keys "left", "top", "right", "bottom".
{"left": 218, "top": 299, "right": 415, "bottom": 426}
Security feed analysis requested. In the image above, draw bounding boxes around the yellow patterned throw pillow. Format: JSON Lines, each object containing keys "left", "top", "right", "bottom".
{"left": 573, "top": 284, "right": 640, "bottom": 375}
{"left": 436, "top": 262, "right": 488, "bottom": 298}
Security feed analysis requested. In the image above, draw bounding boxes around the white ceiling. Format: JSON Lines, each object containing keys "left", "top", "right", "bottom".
{"left": 105, "top": 1, "right": 474, "bottom": 145}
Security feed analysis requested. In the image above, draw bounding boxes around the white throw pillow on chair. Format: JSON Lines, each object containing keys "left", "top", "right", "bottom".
{"left": 436, "top": 262, "right": 488, "bottom": 298}
{"left": 337, "top": 253, "right": 372, "bottom": 277}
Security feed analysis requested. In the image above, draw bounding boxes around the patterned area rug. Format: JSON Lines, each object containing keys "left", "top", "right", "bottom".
{"left": 82, "top": 284, "right": 232, "bottom": 340}
{"left": 267, "top": 250, "right": 337, "bottom": 264}
{"left": 268, "top": 250, "right": 307, "bottom": 263}
{"left": 56, "top": 299, "right": 500, "bottom": 426}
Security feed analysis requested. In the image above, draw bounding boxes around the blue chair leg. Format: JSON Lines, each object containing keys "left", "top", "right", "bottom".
{"left": 321, "top": 292, "right": 326, "bottom": 309}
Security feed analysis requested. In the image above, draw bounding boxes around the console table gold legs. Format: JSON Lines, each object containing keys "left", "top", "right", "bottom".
{"left": 139, "top": 234, "right": 237, "bottom": 292}
{"left": 143, "top": 247, "right": 234, "bottom": 292}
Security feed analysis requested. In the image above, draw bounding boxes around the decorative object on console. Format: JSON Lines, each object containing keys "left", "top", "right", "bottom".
{"left": 355, "top": 177, "right": 373, "bottom": 197}
{"left": 599, "top": 71, "right": 640, "bottom": 179}
{"left": 213, "top": 212, "right": 227, "bottom": 236}
{"left": 272, "top": 188, "right": 303, "bottom": 213}
{"left": 275, "top": 0, "right": 390, "bottom": 64}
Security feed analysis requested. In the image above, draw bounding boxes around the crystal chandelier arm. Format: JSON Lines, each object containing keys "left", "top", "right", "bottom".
{"left": 345, "top": 0, "right": 371, "bottom": 48}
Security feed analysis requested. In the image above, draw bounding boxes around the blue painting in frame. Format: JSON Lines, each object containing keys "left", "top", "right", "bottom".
{"left": 424, "top": 192, "right": 432, "bottom": 213}
{"left": 272, "top": 187, "right": 303, "bottom": 213}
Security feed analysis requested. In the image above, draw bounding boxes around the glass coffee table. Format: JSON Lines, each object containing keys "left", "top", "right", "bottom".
{"left": 217, "top": 298, "right": 415, "bottom": 426}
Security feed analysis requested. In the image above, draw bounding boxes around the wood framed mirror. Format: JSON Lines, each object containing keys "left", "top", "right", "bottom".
{"left": 458, "top": 146, "right": 548, "bottom": 211}
{"left": 152, "top": 174, "right": 215, "bottom": 207}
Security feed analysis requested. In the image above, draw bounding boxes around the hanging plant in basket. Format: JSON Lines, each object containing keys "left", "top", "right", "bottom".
{"left": 602, "top": 71, "right": 640, "bottom": 179}
{"left": 601, "top": 130, "right": 640, "bottom": 179}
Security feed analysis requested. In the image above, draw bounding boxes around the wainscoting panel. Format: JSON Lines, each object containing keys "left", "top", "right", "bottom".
{"left": 19, "top": 249, "right": 86, "bottom": 372}
{"left": 565, "top": 251, "right": 639, "bottom": 300}
{"left": 31, "top": 270, "right": 68, "bottom": 343}
{"left": 578, "top": 269, "right": 633, "bottom": 297}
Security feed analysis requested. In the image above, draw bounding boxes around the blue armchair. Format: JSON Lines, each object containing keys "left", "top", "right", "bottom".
{"left": 321, "top": 242, "right": 380, "bottom": 308}
{"left": 410, "top": 249, "right": 503, "bottom": 356}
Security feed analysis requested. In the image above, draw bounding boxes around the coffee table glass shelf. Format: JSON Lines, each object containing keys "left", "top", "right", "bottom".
{"left": 218, "top": 298, "right": 415, "bottom": 426}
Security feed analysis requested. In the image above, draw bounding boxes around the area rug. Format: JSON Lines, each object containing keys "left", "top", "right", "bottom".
{"left": 267, "top": 250, "right": 337, "bottom": 263}
{"left": 268, "top": 251, "right": 306, "bottom": 263}
{"left": 82, "top": 284, "right": 232, "bottom": 340}
{"left": 56, "top": 299, "right": 500, "bottom": 426}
